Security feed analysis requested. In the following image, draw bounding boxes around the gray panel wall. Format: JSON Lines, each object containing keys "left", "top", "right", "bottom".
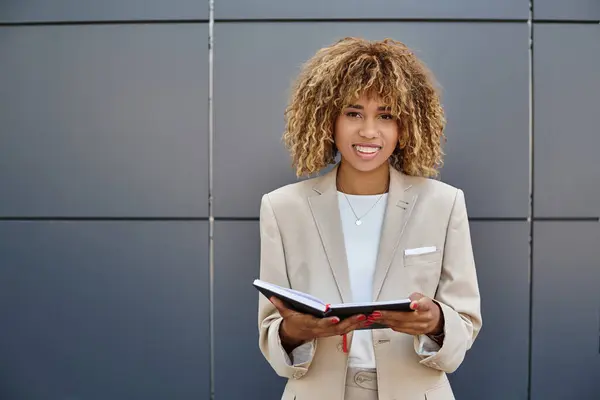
{"left": 531, "top": 222, "right": 600, "bottom": 400}
{"left": 1, "top": 1, "right": 599, "bottom": 399}
{"left": 533, "top": 24, "right": 600, "bottom": 218}
{"left": 216, "top": 0, "right": 528, "bottom": 20}
{"left": 0, "top": 5, "right": 211, "bottom": 399}
{"left": 0, "top": 221, "right": 209, "bottom": 399}
{"left": 534, "top": 0, "right": 600, "bottom": 20}
{"left": 0, "top": 0, "right": 208, "bottom": 22}
{"left": 0, "top": 24, "right": 209, "bottom": 218}
{"left": 214, "top": 222, "right": 286, "bottom": 399}
{"left": 448, "top": 222, "right": 530, "bottom": 400}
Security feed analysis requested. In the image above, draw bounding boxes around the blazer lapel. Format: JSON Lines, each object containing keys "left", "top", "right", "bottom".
{"left": 307, "top": 165, "right": 352, "bottom": 303}
{"left": 372, "top": 168, "right": 418, "bottom": 301}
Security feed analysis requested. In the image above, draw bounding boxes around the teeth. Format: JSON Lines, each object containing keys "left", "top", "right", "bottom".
{"left": 354, "top": 145, "right": 380, "bottom": 154}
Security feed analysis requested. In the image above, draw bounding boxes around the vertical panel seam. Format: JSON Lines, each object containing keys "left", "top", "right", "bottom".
{"left": 527, "top": 1, "right": 535, "bottom": 399}
{"left": 208, "top": 0, "right": 215, "bottom": 399}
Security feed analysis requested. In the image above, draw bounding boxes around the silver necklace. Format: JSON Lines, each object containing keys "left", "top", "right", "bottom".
{"left": 339, "top": 184, "right": 388, "bottom": 226}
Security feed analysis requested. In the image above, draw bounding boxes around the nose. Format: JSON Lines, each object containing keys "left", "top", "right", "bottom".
{"left": 359, "top": 118, "right": 379, "bottom": 139}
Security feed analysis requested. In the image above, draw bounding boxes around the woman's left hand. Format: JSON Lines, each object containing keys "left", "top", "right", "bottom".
{"left": 368, "top": 293, "right": 444, "bottom": 336}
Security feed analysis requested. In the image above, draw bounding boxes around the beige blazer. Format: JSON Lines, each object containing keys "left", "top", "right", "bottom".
{"left": 258, "top": 164, "right": 482, "bottom": 400}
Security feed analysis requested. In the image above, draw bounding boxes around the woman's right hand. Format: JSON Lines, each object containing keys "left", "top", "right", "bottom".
{"left": 269, "top": 297, "right": 368, "bottom": 350}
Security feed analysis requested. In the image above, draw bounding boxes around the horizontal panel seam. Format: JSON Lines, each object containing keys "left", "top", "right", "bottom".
{"left": 0, "top": 18, "right": 535, "bottom": 27}
{"left": 2, "top": 19, "right": 596, "bottom": 27}
{"left": 0, "top": 217, "right": 596, "bottom": 222}
{"left": 0, "top": 19, "right": 209, "bottom": 26}
{"left": 212, "top": 18, "right": 529, "bottom": 23}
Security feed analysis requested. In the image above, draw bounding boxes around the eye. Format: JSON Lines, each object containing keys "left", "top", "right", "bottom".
{"left": 379, "top": 114, "right": 394, "bottom": 120}
{"left": 346, "top": 111, "right": 362, "bottom": 118}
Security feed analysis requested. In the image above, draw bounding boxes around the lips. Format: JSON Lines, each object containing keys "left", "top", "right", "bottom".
{"left": 352, "top": 144, "right": 382, "bottom": 160}
{"left": 354, "top": 144, "right": 381, "bottom": 154}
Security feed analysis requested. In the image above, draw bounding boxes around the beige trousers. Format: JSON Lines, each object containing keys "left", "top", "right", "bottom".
{"left": 344, "top": 367, "right": 378, "bottom": 400}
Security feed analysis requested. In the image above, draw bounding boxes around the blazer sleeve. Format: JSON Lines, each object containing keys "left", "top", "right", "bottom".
{"left": 257, "top": 194, "right": 317, "bottom": 379}
{"left": 414, "top": 189, "right": 483, "bottom": 373}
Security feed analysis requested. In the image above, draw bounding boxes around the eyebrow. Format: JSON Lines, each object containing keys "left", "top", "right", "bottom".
{"left": 346, "top": 104, "right": 391, "bottom": 111}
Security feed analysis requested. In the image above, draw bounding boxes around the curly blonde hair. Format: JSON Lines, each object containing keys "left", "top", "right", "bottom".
{"left": 283, "top": 37, "right": 446, "bottom": 178}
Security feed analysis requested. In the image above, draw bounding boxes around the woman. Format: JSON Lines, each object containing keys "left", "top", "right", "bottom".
{"left": 258, "top": 37, "right": 482, "bottom": 400}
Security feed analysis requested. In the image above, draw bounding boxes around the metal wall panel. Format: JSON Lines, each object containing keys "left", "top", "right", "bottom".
{"left": 0, "top": 221, "right": 210, "bottom": 400}
{"left": 0, "top": 0, "right": 208, "bottom": 23}
{"left": 213, "top": 221, "right": 287, "bottom": 399}
{"left": 534, "top": 0, "right": 600, "bottom": 20}
{"left": 534, "top": 24, "right": 600, "bottom": 218}
{"left": 531, "top": 222, "right": 600, "bottom": 399}
{"left": 0, "top": 24, "right": 209, "bottom": 217}
{"left": 214, "top": 22, "right": 529, "bottom": 218}
{"left": 215, "top": 0, "right": 528, "bottom": 20}
{"left": 449, "top": 221, "right": 529, "bottom": 400}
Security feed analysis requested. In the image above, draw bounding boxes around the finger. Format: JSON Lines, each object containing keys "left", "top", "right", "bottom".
{"left": 364, "top": 317, "right": 381, "bottom": 328}
{"left": 333, "top": 314, "right": 365, "bottom": 331}
{"left": 371, "top": 310, "right": 410, "bottom": 324}
{"left": 321, "top": 315, "right": 365, "bottom": 335}
{"left": 389, "top": 327, "right": 420, "bottom": 335}
{"left": 412, "top": 297, "right": 433, "bottom": 312}
{"left": 336, "top": 318, "right": 368, "bottom": 335}
{"left": 313, "top": 316, "right": 342, "bottom": 334}
{"left": 341, "top": 314, "right": 368, "bottom": 330}
{"left": 408, "top": 292, "right": 425, "bottom": 309}
{"left": 374, "top": 317, "right": 427, "bottom": 334}
{"left": 393, "top": 321, "right": 432, "bottom": 335}
{"left": 374, "top": 312, "right": 425, "bottom": 330}
{"left": 338, "top": 321, "right": 364, "bottom": 335}
{"left": 269, "top": 297, "right": 293, "bottom": 318}
{"left": 409, "top": 292, "right": 425, "bottom": 302}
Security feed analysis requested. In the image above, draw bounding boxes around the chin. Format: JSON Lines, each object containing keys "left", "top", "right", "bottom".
{"left": 344, "top": 157, "right": 389, "bottom": 173}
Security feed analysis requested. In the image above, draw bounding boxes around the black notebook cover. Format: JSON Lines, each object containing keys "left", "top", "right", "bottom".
{"left": 254, "top": 279, "right": 413, "bottom": 329}
{"left": 254, "top": 284, "right": 330, "bottom": 318}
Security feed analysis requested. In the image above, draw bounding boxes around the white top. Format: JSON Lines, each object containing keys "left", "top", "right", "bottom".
{"left": 337, "top": 191, "right": 388, "bottom": 368}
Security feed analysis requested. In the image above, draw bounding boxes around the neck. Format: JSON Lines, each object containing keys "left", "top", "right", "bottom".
{"left": 336, "top": 161, "right": 390, "bottom": 195}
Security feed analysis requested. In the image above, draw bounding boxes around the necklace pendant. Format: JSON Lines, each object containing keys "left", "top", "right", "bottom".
{"left": 355, "top": 220, "right": 362, "bottom": 226}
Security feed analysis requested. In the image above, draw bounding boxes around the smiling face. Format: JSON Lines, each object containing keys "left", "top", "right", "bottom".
{"left": 334, "top": 93, "right": 400, "bottom": 174}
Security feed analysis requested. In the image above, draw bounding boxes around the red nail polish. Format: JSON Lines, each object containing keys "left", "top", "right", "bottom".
{"left": 371, "top": 312, "right": 382, "bottom": 319}
{"left": 331, "top": 317, "right": 340, "bottom": 324}
{"left": 357, "top": 315, "right": 367, "bottom": 321}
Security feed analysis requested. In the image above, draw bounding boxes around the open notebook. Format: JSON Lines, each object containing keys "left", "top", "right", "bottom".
{"left": 254, "top": 279, "right": 413, "bottom": 328}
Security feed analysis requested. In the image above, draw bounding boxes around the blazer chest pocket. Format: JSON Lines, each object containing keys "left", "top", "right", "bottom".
{"left": 403, "top": 247, "right": 442, "bottom": 267}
